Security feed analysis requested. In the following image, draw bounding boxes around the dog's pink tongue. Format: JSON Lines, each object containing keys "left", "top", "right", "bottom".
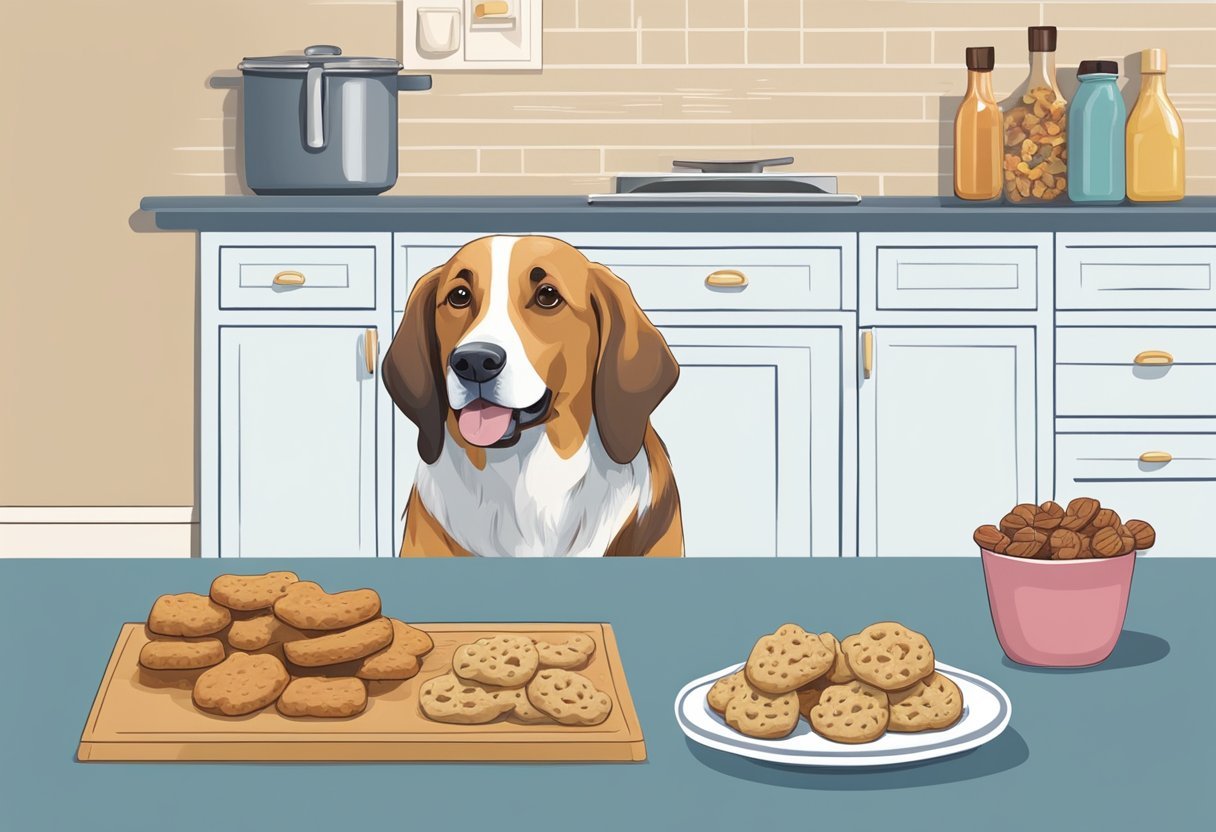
{"left": 457, "top": 400, "right": 513, "bottom": 446}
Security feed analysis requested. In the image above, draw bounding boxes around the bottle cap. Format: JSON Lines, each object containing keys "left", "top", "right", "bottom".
{"left": 1028, "top": 26, "right": 1057, "bottom": 53}
{"left": 1141, "top": 48, "right": 1167, "bottom": 74}
{"left": 965, "top": 46, "right": 995, "bottom": 72}
{"left": 1077, "top": 60, "right": 1118, "bottom": 77}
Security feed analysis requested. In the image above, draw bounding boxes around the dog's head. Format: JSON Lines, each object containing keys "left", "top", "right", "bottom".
{"left": 383, "top": 235, "right": 679, "bottom": 466}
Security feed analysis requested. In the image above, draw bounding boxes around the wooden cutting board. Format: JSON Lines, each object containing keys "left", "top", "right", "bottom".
{"left": 78, "top": 622, "right": 645, "bottom": 762}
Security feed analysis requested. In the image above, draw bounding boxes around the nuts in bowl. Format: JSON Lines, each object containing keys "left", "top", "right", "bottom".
{"left": 976, "top": 498, "right": 1155, "bottom": 667}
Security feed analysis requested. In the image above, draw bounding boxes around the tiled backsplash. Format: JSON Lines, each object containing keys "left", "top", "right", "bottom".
{"left": 174, "top": 0, "right": 1216, "bottom": 196}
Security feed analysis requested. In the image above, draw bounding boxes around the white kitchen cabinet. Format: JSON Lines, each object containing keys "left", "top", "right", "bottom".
{"left": 217, "top": 326, "right": 381, "bottom": 557}
{"left": 859, "top": 327, "right": 1038, "bottom": 556}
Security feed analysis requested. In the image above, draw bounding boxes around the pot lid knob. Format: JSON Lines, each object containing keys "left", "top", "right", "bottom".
{"left": 304, "top": 44, "right": 342, "bottom": 56}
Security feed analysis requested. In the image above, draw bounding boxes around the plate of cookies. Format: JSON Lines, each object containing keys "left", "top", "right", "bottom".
{"left": 675, "top": 622, "right": 1011, "bottom": 768}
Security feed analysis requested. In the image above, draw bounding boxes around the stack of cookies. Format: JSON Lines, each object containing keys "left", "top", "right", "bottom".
{"left": 419, "top": 633, "right": 613, "bottom": 727}
{"left": 974, "top": 497, "right": 1156, "bottom": 559}
{"left": 139, "top": 572, "right": 434, "bottom": 718}
{"left": 708, "top": 621, "right": 963, "bottom": 744}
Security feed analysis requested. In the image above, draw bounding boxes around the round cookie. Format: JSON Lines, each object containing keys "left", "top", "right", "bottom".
{"left": 842, "top": 622, "right": 935, "bottom": 692}
{"left": 1124, "top": 519, "right": 1156, "bottom": 550}
{"left": 817, "top": 632, "right": 855, "bottom": 684}
{"left": 192, "top": 652, "right": 289, "bottom": 716}
{"left": 139, "top": 638, "right": 225, "bottom": 670}
{"left": 356, "top": 619, "right": 434, "bottom": 681}
{"left": 707, "top": 670, "right": 750, "bottom": 714}
{"left": 724, "top": 686, "right": 799, "bottom": 740}
{"left": 745, "top": 623, "right": 834, "bottom": 694}
{"left": 277, "top": 676, "right": 367, "bottom": 718}
{"left": 283, "top": 617, "right": 394, "bottom": 667}
{"left": 526, "top": 669, "right": 613, "bottom": 726}
{"left": 1060, "top": 497, "right": 1100, "bottom": 532}
{"left": 491, "top": 686, "right": 555, "bottom": 724}
{"left": 534, "top": 634, "right": 596, "bottom": 669}
{"left": 209, "top": 572, "right": 299, "bottom": 611}
{"left": 419, "top": 673, "right": 516, "bottom": 724}
{"left": 452, "top": 635, "right": 539, "bottom": 687}
{"left": 809, "top": 681, "right": 890, "bottom": 744}
{"left": 273, "top": 582, "right": 381, "bottom": 631}
{"left": 147, "top": 593, "right": 231, "bottom": 638}
{"left": 888, "top": 671, "right": 964, "bottom": 733}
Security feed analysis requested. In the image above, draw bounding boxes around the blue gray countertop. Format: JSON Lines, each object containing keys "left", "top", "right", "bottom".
{"left": 0, "top": 557, "right": 1206, "bottom": 830}
{"left": 139, "top": 195, "right": 1216, "bottom": 233}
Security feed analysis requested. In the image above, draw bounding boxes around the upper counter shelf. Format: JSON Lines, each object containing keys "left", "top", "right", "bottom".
{"left": 139, "top": 195, "right": 1216, "bottom": 234}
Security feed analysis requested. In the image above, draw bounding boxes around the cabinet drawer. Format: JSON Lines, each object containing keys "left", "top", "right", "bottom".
{"left": 1056, "top": 328, "right": 1216, "bottom": 417}
{"left": 220, "top": 246, "right": 376, "bottom": 310}
{"left": 862, "top": 234, "right": 1045, "bottom": 311}
{"left": 1056, "top": 432, "right": 1216, "bottom": 555}
{"left": 396, "top": 245, "right": 843, "bottom": 311}
{"left": 1057, "top": 234, "right": 1216, "bottom": 310}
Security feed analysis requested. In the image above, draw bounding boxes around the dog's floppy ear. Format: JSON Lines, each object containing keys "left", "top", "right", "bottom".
{"left": 382, "top": 266, "right": 447, "bottom": 464}
{"left": 589, "top": 264, "right": 679, "bottom": 465}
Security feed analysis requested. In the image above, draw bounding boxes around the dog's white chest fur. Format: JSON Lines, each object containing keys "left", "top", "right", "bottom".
{"left": 413, "top": 421, "right": 649, "bottom": 557}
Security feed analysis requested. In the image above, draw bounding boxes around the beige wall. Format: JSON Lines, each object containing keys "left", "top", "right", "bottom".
{"left": 2, "top": 0, "right": 1213, "bottom": 506}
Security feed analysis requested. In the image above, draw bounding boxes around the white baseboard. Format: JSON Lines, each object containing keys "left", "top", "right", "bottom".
{"left": 0, "top": 507, "right": 197, "bottom": 557}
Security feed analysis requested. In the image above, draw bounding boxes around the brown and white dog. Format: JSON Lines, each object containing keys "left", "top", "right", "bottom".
{"left": 382, "top": 234, "right": 683, "bottom": 557}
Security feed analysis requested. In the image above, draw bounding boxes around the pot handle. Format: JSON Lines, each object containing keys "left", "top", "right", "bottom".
{"left": 397, "top": 74, "right": 433, "bottom": 92}
{"left": 306, "top": 66, "right": 325, "bottom": 149}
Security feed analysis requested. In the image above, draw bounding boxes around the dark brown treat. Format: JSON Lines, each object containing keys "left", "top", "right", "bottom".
{"left": 999, "top": 504, "right": 1038, "bottom": 538}
{"left": 1049, "top": 528, "right": 1085, "bottom": 560}
{"left": 1125, "top": 520, "right": 1156, "bottom": 550}
{"left": 973, "top": 524, "right": 1011, "bottom": 553}
{"left": 1091, "top": 526, "right": 1133, "bottom": 558}
{"left": 1076, "top": 535, "right": 1094, "bottom": 559}
{"left": 1005, "top": 526, "right": 1048, "bottom": 558}
{"left": 1061, "top": 497, "right": 1100, "bottom": 532}
{"left": 1034, "top": 501, "right": 1065, "bottom": 532}
{"left": 1087, "top": 508, "right": 1122, "bottom": 534}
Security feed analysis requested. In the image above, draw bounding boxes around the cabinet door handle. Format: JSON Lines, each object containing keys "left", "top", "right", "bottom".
{"left": 1133, "top": 350, "right": 1173, "bottom": 365}
{"left": 272, "top": 270, "right": 306, "bottom": 286}
{"left": 1139, "top": 451, "right": 1172, "bottom": 463}
{"left": 862, "top": 330, "right": 874, "bottom": 378}
{"left": 364, "top": 328, "right": 378, "bottom": 375}
{"left": 705, "top": 269, "right": 748, "bottom": 288}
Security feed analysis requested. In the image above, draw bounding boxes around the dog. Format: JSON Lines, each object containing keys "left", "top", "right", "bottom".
{"left": 382, "top": 234, "right": 683, "bottom": 557}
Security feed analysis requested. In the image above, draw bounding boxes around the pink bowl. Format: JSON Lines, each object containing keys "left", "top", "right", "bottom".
{"left": 980, "top": 548, "right": 1137, "bottom": 667}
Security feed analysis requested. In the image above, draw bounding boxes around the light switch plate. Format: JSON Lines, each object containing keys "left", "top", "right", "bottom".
{"left": 403, "top": 0, "right": 542, "bottom": 70}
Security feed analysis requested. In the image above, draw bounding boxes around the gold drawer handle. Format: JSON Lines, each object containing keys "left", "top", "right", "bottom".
{"left": 862, "top": 330, "right": 874, "bottom": 379}
{"left": 1139, "top": 451, "right": 1172, "bottom": 464}
{"left": 272, "top": 270, "right": 306, "bottom": 286}
{"left": 1133, "top": 350, "right": 1173, "bottom": 366}
{"left": 705, "top": 269, "right": 748, "bottom": 288}
{"left": 364, "top": 328, "right": 378, "bottom": 375}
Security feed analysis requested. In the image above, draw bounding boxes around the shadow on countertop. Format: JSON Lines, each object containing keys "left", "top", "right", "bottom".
{"left": 685, "top": 727, "right": 1029, "bottom": 791}
{"left": 1000, "top": 630, "right": 1170, "bottom": 675}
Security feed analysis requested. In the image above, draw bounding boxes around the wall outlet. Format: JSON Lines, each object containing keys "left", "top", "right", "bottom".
{"left": 403, "top": 0, "right": 541, "bottom": 70}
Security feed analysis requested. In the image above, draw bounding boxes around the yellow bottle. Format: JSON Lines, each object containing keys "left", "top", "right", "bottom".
{"left": 1126, "top": 48, "right": 1185, "bottom": 202}
{"left": 954, "top": 46, "right": 1003, "bottom": 200}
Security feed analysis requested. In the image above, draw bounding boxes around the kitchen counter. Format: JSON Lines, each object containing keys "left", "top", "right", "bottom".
{"left": 139, "top": 195, "right": 1216, "bottom": 233}
{"left": 0, "top": 558, "right": 1207, "bottom": 830}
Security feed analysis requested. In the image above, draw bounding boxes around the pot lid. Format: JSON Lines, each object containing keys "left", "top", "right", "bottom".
{"left": 238, "top": 44, "right": 402, "bottom": 74}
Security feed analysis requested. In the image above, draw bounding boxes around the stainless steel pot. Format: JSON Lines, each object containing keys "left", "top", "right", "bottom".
{"left": 237, "top": 45, "right": 431, "bottom": 195}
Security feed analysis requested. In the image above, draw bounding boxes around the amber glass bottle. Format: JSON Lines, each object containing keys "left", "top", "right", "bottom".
{"left": 954, "top": 46, "right": 1002, "bottom": 200}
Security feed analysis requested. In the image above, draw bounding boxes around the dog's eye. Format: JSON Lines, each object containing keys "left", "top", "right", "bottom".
{"left": 535, "top": 284, "right": 563, "bottom": 309}
{"left": 446, "top": 287, "right": 472, "bottom": 309}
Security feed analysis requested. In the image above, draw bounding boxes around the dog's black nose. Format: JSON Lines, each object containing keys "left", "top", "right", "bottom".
{"left": 449, "top": 342, "right": 507, "bottom": 383}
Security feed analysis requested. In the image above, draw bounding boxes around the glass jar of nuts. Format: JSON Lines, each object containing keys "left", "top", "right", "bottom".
{"left": 1000, "top": 26, "right": 1068, "bottom": 205}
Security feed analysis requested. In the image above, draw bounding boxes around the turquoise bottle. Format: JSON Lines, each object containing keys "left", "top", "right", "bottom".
{"left": 1069, "top": 60, "right": 1126, "bottom": 203}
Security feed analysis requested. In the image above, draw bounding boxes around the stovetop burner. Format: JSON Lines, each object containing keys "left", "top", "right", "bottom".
{"left": 588, "top": 157, "right": 862, "bottom": 205}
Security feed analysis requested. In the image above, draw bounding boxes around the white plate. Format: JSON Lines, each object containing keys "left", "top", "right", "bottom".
{"left": 675, "top": 661, "right": 1011, "bottom": 768}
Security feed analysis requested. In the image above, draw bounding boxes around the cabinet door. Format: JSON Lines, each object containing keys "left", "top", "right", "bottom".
{"left": 859, "top": 327, "right": 1037, "bottom": 556}
{"left": 219, "top": 326, "right": 379, "bottom": 557}
{"left": 652, "top": 327, "right": 842, "bottom": 557}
